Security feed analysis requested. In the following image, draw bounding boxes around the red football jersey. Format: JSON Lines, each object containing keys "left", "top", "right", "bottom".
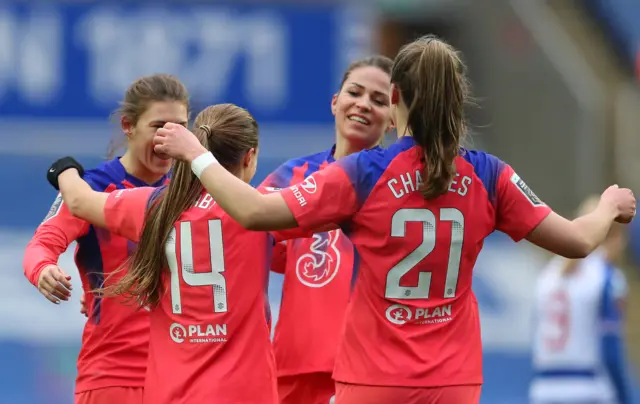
{"left": 260, "top": 146, "right": 358, "bottom": 376}
{"left": 23, "top": 158, "right": 167, "bottom": 393}
{"left": 279, "top": 136, "right": 552, "bottom": 387}
{"left": 103, "top": 186, "right": 307, "bottom": 404}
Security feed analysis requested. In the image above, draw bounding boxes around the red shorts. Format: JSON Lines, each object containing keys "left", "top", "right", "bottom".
{"left": 278, "top": 372, "right": 335, "bottom": 404}
{"left": 335, "top": 383, "right": 481, "bottom": 404}
{"left": 75, "top": 387, "right": 143, "bottom": 404}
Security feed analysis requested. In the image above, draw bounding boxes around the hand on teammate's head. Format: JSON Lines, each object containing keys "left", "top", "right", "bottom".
{"left": 154, "top": 123, "right": 208, "bottom": 163}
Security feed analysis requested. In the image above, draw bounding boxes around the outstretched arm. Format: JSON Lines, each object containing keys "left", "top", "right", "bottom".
{"left": 155, "top": 123, "right": 297, "bottom": 230}
{"left": 525, "top": 185, "right": 634, "bottom": 259}
{"left": 57, "top": 169, "right": 108, "bottom": 229}
{"left": 48, "top": 157, "right": 161, "bottom": 243}
{"left": 492, "top": 161, "right": 635, "bottom": 259}
{"left": 198, "top": 161, "right": 297, "bottom": 230}
{"left": 154, "top": 123, "right": 359, "bottom": 231}
{"left": 527, "top": 206, "right": 617, "bottom": 259}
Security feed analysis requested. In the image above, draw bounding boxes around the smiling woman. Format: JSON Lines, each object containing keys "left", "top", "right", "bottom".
{"left": 257, "top": 55, "right": 394, "bottom": 404}
{"left": 332, "top": 57, "right": 394, "bottom": 158}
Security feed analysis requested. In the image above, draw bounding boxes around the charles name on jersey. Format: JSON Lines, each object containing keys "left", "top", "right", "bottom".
{"left": 387, "top": 170, "right": 472, "bottom": 199}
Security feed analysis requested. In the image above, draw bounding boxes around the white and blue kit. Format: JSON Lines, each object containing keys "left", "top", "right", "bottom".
{"left": 530, "top": 250, "right": 629, "bottom": 404}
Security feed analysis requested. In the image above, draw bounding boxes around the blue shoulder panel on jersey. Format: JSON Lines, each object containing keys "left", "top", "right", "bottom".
{"left": 600, "top": 262, "right": 630, "bottom": 404}
{"left": 264, "top": 158, "right": 303, "bottom": 188}
{"left": 338, "top": 137, "right": 415, "bottom": 207}
{"left": 83, "top": 168, "right": 115, "bottom": 192}
{"left": 461, "top": 149, "right": 506, "bottom": 205}
{"left": 265, "top": 147, "right": 334, "bottom": 188}
{"left": 83, "top": 158, "right": 127, "bottom": 191}
{"left": 302, "top": 148, "right": 335, "bottom": 177}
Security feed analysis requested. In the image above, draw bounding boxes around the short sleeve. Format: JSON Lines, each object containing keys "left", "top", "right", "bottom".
{"left": 104, "top": 187, "right": 156, "bottom": 242}
{"left": 280, "top": 161, "right": 358, "bottom": 230}
{"left": 256, "top": 186, "right": 335, "bottom": 241}
{"left": 495, "top": 165, "right": 552, "bottom": 241}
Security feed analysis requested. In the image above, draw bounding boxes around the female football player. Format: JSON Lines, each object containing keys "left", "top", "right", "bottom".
{"left": 23, "top": 74, "right": 189, "bottom": 404}
{"left": 262, "top": 55, "right": 393, "bottom": 404}
{"left": 151, "top": 35, "right": 636, "bottom": 404}
{"left": 45, "top": 104, "right": 322, "bottom": 404}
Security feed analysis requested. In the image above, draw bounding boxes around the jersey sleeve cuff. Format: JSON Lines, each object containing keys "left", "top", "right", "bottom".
{"left": 27, "top": 262, "right": 52, "bottom": 286}
{"left": 280, "top": 188, "right": 312, "bottom": 228}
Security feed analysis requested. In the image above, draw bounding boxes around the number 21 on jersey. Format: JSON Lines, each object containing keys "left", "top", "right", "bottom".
{"left": 385, "top": 208, "right": 464, "bottom": 300}
{"left": 166, "top": 220, "right": 228, "bottom": 314}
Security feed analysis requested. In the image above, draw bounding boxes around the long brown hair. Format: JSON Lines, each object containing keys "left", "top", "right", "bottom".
{"left": 391, "top": 35, "right": 470, "bottom": 199}
{"left": 103, "top": 104, "right": 259, "bottom": 308}
{"left": 107, "top": 74, "right": 191, "bottom": 158}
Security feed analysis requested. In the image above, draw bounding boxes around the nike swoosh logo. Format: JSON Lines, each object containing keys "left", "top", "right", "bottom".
{"left": 49, "top": 168, "right": 55, "bottom": 172}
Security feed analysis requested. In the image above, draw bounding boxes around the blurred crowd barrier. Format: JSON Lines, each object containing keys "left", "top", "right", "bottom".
{"left": 2, "top": 1, "right": 640, "bottom": 403}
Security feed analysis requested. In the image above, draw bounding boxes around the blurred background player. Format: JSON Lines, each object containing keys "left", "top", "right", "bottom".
{"left": 22, "top": 74, "right": 189, "bottom": 404}
{"left": 45, "top": 104, "right": 322, "bottom": 404}
{"left": 262, "top": 55, "right": 393, "bottom": 404}
{"left": 152, "top": 35, "right": 637, "bottom": 404}
{"left": 530, "top": 195, "right": 631, "bottom": 404}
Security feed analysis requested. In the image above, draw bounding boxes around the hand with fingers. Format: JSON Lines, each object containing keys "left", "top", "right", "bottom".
{"left": 601, "top": 185, "right": 636, "bottom": 224}
{"left": 154, "top": 122, "right": 208, "bottom": 163}
{"left": 37, "top": 264, "right": 72, "bottom": 304}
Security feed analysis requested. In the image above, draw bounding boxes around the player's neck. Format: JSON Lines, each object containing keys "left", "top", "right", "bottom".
{"left": 334, "top": 137, "right": 369, "bottom": 160}
{"left": 119, "top": 152, "right": 164, "bottom": 185}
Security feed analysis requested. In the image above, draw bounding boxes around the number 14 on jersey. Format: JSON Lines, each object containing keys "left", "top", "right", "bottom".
{"left": 166, "top": 220, "right": 229, "bottom": 314}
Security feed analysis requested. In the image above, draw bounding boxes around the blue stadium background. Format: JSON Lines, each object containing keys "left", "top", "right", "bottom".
{"left": 3, "top": 2, "right": 640, "bottom": 403}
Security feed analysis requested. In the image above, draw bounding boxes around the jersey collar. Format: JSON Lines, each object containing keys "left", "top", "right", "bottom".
{"left": 107, "top": 157, "right": 169, "bottom": 188}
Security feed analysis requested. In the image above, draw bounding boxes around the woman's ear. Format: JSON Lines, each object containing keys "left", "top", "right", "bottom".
{"left": 386, "top": 116, "right": 396, "bottom": 133}
{"left": 331, "top": 93, "right": 339, "bottom": 116}
{"left": 243, "top": 148, "right": 256, "bottom": 168}
{"left": 121, "top": 116, "right": 134, "bottom": 139}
